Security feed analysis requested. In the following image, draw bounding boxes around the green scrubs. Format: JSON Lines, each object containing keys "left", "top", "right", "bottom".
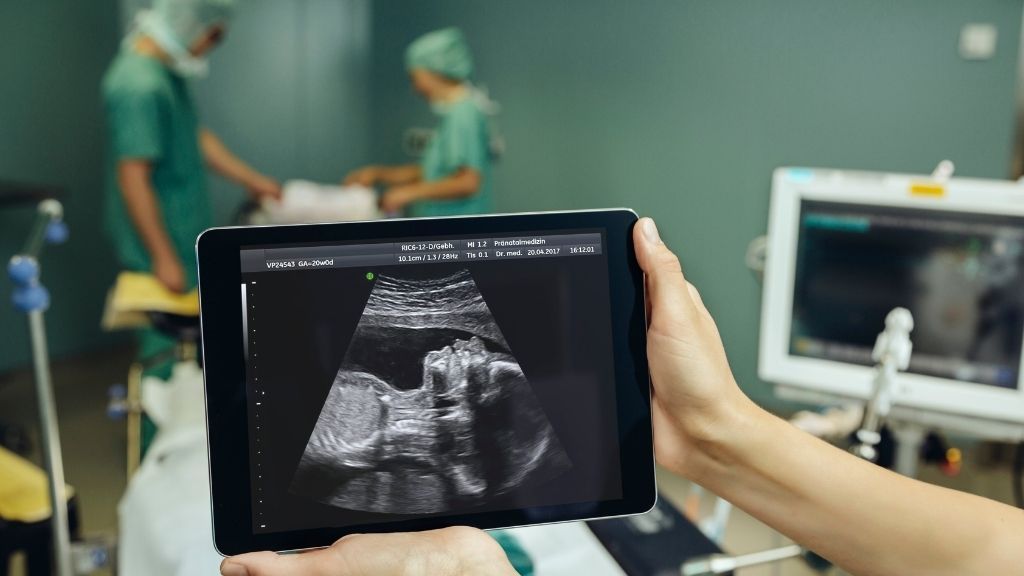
{"left": 409, "top": 96, "right": 492, "bottom": 217}
{"left": 102, "top": 50, "right": 210, "bottom": 290}
{"left": 103, "top": 50, "right": 211, "bottom": 454}
{"left": 103, "top": 50, "right": 209, "bottom": 381}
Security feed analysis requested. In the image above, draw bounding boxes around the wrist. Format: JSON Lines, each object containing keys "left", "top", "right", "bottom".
{"left": 245, "top": 171, "right": 268, "bottom": 188}
{"left": 678, "top": 391, "right": 766, "bottom": 484}
{"left": 150, "top": 245, "right": 177, "bottom": 264}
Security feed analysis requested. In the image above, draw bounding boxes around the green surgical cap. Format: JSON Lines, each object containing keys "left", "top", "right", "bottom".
{"left": 405, "top": 27, "right": 473, "bottom": 80}
{"left": 152, "top": 0, "right": 236, "bottom": 48}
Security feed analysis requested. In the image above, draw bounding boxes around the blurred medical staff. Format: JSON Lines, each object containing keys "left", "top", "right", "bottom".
{"left": 345, "top": 28, "right": 493, "bottom": 217}
{"left": 103, "top": 0, "right": 281, "bottom": 297}
{"left": 103, "top": 0, "right": 281, "bottom": 389}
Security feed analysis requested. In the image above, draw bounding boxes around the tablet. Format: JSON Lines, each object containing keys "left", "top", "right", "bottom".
{"left": 197, "top": 209, "right": 655, "bottom": 555}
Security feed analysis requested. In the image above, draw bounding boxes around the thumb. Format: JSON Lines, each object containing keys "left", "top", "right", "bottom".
{"left": 633, "top": 217, "right": 694, "bottom": 322}
{"left": 221, "top": 549, "right": 337, "bottom": 576}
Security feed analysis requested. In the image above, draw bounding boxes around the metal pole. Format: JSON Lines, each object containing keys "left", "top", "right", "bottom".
{"left": 28, "top": 308, "right": 73, "bottom": 576}
{"left": 727, "top": 545, "right": 804, "bottom": 570}
{"left": 22, "top": 199, "right": 63, "bottom": 259}
{"left": 892, "top": 423, "right": 926, "bottom": 478}
{"left": 681, "top": 544, "right": 804, "bottom": 576}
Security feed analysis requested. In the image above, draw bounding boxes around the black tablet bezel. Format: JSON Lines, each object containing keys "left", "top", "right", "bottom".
{"left": 197, "top": 209, "right": 654, "bottom": 555}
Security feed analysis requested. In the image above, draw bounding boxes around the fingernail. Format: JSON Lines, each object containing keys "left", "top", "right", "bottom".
{"left": 220, "top": 561, "right": 250, "bottom": 576}
{"left": 642, "top": 218, "right": 661, "bottom": 244}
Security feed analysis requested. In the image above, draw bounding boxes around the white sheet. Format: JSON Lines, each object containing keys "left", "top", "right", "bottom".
{"left": 118, "top": 362, "right": 220, "bottom": 576}
{"left": 260, "top": 180, "right": 379, "bottom": 224}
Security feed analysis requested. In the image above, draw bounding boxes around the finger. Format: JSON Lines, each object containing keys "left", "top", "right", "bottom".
{"left": 223, "top": 542, "right": 367, "bottom": 576}
{"left": 633, "top": 218, "right": 694, "bottom": 321}
{"left": 160, "top": 276, "right": 184, "bottom": 294}
{"left": 171, "top": 275, "right": 187, "bottom": 293}
{"left": 221, "top": 550, "right": 320, "bottom": 576}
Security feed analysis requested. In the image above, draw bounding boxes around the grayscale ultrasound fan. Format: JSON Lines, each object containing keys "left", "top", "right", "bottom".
{"left": 289, "top": 269, "right": 571, "bottom": 514}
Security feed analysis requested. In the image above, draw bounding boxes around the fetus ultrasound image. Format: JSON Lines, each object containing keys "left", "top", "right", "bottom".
{"left": 245, "top": 249, "right": 622, "bottom": 534}
{"left": 289, "top": 270, "right": 571, "bottom": 514}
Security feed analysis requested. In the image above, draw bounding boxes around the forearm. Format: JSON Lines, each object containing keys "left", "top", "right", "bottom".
{"left": 200, "top": 128, "right": 264, "bottom": 188}
{"left": 374, "top": 164, "right": 423, "bottom": 186}
{"left": 118, "top": 164, "right": 176, "bottom": 261}
{"left": 683, "top": 403, "right": 1024, "bottom": 575}
{"left": 635, "top": 219, "right": 1024, "bottom": 576}
{"left": 401, "top": 169, "right": 480, "bottom": 202}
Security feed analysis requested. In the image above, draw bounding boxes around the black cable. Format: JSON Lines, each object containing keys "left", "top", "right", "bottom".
{"left": 1014, "top": 441, "right": 1024, "bottom": 509}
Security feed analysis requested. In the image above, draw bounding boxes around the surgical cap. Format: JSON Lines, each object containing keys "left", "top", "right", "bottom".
{"left": 405, "top": 27, "right": 474, "bottom": 81}
{"left": 151, "top": 0, "right": 236, "bottom": 50}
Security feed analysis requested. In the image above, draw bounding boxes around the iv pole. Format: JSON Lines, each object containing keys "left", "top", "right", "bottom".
{"left": 7, "top": 198, "right": 72, "bottom": 576}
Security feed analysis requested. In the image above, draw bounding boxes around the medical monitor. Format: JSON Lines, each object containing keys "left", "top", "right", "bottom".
{"left": 760, "top": 168, "right": 1024, "bottom": 426}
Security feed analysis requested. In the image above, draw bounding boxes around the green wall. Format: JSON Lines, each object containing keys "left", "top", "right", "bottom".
{"left": 3, "top": 1, "right": 1021, "bottom": 403}
{"left": 367, "top": 0, "right": 1022, "bottom": 404}
{"left": 0, "top": 1, "right": 124, "bottom": 373}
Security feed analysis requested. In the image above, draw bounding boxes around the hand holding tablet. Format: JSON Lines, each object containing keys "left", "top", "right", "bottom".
{"left": 198, "top": 209, "right": 655, "bottom": 555}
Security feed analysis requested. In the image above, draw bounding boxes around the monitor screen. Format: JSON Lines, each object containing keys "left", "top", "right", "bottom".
{"left": 790, "top": 200, "right": 1024, "bottom": 390}
{"left": 237, "top": 230, "right": 622, "bottom": 534}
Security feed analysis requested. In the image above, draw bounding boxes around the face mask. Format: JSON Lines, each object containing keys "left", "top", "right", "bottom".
{"left": 133, "top": 10, "right": 212, "bottom": 79}
{"left": 430, "top": 100, "right": 454, "bottom": 116}
{"left": 467, "top": 84, "right": 500, "bottom": 115}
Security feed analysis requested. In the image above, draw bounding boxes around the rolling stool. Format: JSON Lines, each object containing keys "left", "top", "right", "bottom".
{"left": 108, "top": 311, "right": 201, "bottom": 477}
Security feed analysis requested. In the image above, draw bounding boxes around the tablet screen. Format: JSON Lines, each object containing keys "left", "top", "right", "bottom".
{"left": 238, "top": 230, "right": 623, "bottom": 534}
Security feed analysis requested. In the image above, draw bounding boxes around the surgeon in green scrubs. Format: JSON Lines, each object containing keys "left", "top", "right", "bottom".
{"left": 345, "top": 28, "right": 493, "bottom": 217}
{"left": 103, "top": 0, "right": 280, "bottom": 367}
{"left": 105, "top": 0, "right": 280, "bottom": 295}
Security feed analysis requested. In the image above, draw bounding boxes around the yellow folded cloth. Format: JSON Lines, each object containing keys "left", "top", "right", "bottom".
{"left": 102, "top": 271, "right": 199, "bottom": 330}
{"left": 0, "top": 446, "right": 73, "bottom": 523}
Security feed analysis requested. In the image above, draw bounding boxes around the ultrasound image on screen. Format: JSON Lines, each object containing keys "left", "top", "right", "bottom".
{"left": 243, "top": 233, "right": 621, "bottom": 535}
{"left": 289, "top": 269, "right": 571, "bottom": 514}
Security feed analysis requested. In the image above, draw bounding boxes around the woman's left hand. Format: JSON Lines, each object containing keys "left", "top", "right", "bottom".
{"left": 220, "top": 526, "right": 516, "bottom": 576}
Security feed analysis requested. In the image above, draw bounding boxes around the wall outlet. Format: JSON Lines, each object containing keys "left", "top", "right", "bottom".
{"left": 959, "top": 23, "right": 998, "bottom": 60}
